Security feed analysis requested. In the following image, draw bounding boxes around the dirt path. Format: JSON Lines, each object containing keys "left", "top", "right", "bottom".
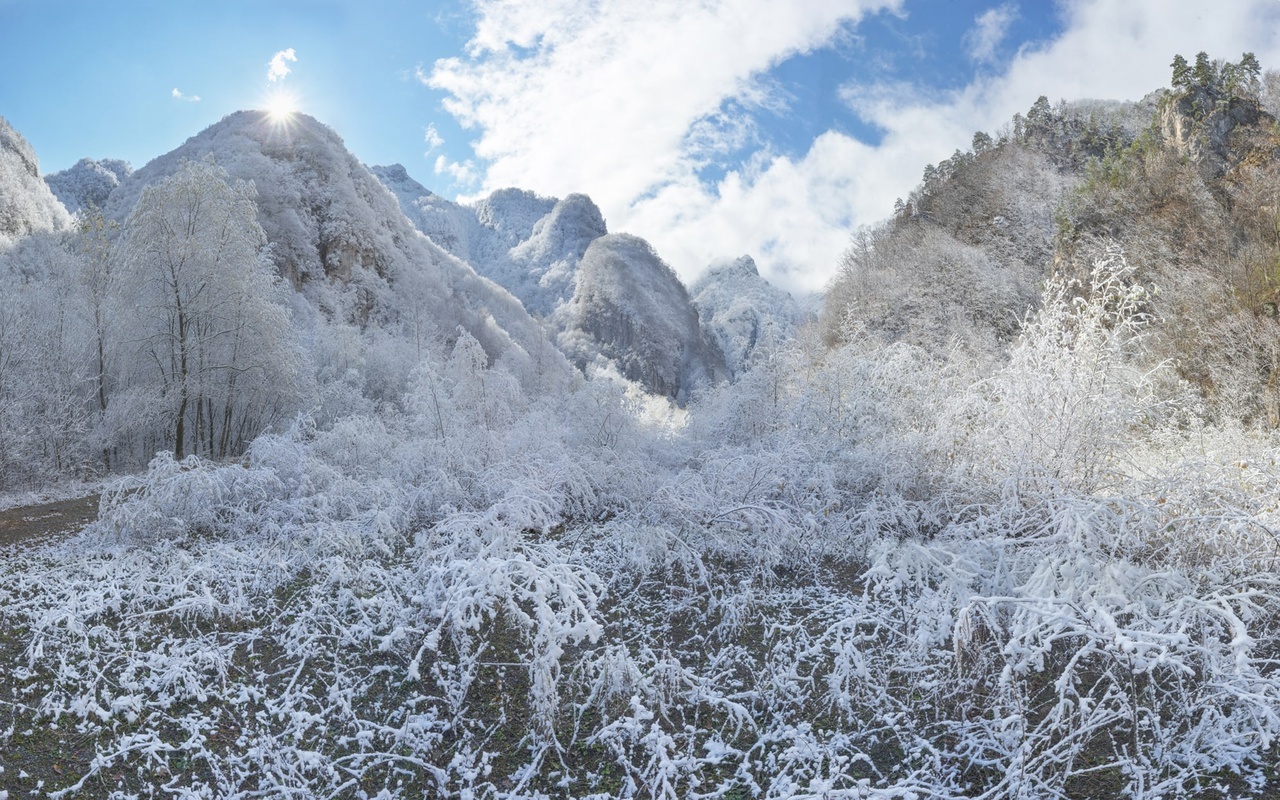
{"left": 0, "top": 494, "right": 100, "bottom": 550}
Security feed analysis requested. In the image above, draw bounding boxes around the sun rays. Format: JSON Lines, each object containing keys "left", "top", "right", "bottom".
{"left": 262, "top": 89, "right": 300, "bottom": 124}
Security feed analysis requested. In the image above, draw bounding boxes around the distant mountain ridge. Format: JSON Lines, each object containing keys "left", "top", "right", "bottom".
{"left": 4, "top": 109, "right": 802, "bottom": 403}
{"left": 372, "top": 163, "right": 748, "bottom": 400}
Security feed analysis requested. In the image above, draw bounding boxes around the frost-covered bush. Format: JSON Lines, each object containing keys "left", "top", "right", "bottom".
{"left": 951, "top": 252, "right": 1191, "bottom": 496}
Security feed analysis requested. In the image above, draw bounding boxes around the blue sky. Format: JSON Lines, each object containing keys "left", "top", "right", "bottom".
{"left": 3, "top": 1, "right": 1279, "bottom": 292}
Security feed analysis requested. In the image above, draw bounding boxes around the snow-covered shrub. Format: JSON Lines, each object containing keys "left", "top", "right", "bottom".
{"left": 952, "top": 252, "right": 1190, "bottom": 497}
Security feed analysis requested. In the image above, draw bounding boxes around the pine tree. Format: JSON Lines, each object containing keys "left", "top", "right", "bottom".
{"left": 1239, "top": 51, "right": 1262, "bottom": 97}
{"left": 1193, "top": 51, "right": 1214, "bottom": 87}
{"left": 1170, "top": 54, "right": 1191, "bottom": 89}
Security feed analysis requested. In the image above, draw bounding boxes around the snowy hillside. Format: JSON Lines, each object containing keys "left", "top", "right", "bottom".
{"left": 691, "top": 254, "right": 802, "bottom": 377}
{"left": 0, "top": 115, "right": 71, "bottom": 241}
{"left": 105, "top": 111, "right": 567, "bottom": 380}
{"left": 45, "top": 157, "right": 133, "bottom": 215}
{"left": 368, "top": 164, "right": 477, "bottom": 261}
{"left": 372, "top": 168, "right": 589, "bottom": 314}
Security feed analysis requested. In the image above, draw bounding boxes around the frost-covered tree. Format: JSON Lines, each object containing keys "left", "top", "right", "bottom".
{"left": 0, "top": 233, "right": 103, "bottom": 486}
{"left": 114, "top": 157, "right": 306, "bottom": 460}
{"left": 68, "top": 208, "right": 121, "bottom": 468}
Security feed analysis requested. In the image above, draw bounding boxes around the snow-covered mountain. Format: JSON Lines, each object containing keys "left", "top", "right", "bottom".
{"left": 372, "top": 168, "right": 599, "bottom": 315}
{"left": 44, "top": 157, "right": 133, "bottom": 215}
{"left": 368, "top": 164, "right": 477, "bottom": 262}
{"left": 505, "top": 192, "right": 607, "bottom": 316}
{"left": 374, "top": 165, "right": 735, "bottom": 399}
{"left": 0, "top": 116, "right": 71, "bottom": 241}
{"left": 104, "top": 111, "right": 567, "bottom": 381}
{"left": 7, "top": 110, "right": 776, "bottom": 404}
{"left": 691, "top": 255, "right": 802, "bottom": 377}
{"left": 557, "top": 233, "right": 727, "bottom": 401}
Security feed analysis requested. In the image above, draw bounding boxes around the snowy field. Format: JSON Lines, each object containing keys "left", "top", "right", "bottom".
{"left": 2, "top": 259, "right": 1278, "bottom": 799}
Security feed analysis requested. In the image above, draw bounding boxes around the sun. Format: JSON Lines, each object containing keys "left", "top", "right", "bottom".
{"left": 262, "top": 90, "right": 300, "bottom": 123}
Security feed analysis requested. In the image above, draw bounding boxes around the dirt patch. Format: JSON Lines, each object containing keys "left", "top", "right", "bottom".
{"left": 0, "top": 494, "right": 100, "bottom": 549}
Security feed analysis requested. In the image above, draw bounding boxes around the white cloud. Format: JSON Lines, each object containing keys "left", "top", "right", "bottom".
{"left": 428, "top": 0, "right": 1280, "bottom": 295}
{"left": 171, "top": 87, "right": 201, "bottom": 102}
{"left": 434, "top": 154, "right": 479, "bottom": 186}
{"left": 429, "top": 1, "right": 899, "bottom": 205}
{"left": 424, "top": 123, "right": 445, "bottom": 154}
{"left": 964, "top": 4, "right": 1018, "bottom": 64}
{"left": 268, "top": 48, "right": 297, "bottom": 83}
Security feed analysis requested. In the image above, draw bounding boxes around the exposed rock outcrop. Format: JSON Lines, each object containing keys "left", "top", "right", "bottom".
{"left": 1159, "top": 85, "right": 1272, "bottom": 178}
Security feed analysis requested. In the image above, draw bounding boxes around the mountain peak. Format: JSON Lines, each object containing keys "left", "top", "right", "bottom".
{"left": 99, "top": 108, "right": 568, "bottom": 383}
{"left": 561, "top": 233, "right": 727, "bottom": 401}
{"left": 369, "top": 163, "right": 432, "bottom": 198}
{"left": 702, "top": 254, "right": 760, "bottom": 281}
{"left": 692, "top": 254, "right": 799, "bottom": 377}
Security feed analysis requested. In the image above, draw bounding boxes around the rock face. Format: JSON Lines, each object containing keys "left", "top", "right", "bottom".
{"left": 0, "top": 116, "right": 71, "bottom": 240}
{"left": 558, "top": 234, "right": 727, "bottom": 402}
{"left": 1159, "top": 86, "right": 1270, "bottom": 177}
{"left": 105, "top": 111, "right": 569, "bottom": 380}
{"left": 690, "top": 255, "right": 801, "bottom": 377}
{"left": 45, "top": 158, "right": 133, "bottom": 215}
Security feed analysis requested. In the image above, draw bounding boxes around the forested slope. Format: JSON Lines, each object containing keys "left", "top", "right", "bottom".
{"left": 823, "top": 53, "right": 1280, "bottom": 426}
